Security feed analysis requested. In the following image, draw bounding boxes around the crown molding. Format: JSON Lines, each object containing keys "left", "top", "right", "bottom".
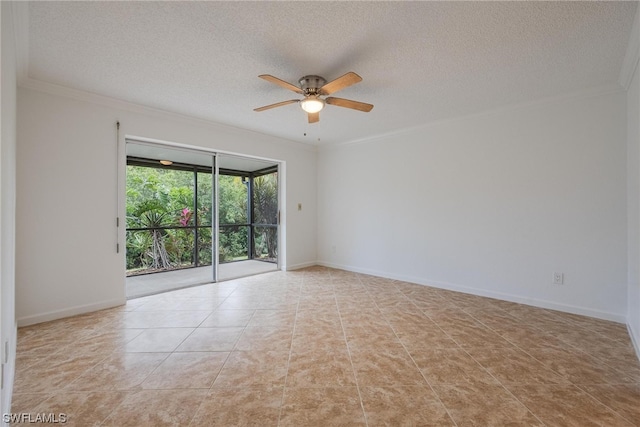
{"left": 321, "top": 83, "right": 625, "bottom": 150}
{"left": 19, "top": 77, "right": 317, "bottom": 153}
{"left": 619, "top": 2, "right": 640, "bottom": 90}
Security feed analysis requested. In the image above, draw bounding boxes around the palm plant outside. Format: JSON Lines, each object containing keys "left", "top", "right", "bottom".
{"left": 125, "top": 165, "right": 277, "bottom": 275}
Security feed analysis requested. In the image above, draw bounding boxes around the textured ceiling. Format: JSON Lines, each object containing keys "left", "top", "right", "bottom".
{"left": 24, "top": 1, "right": 638, "bottom": 145}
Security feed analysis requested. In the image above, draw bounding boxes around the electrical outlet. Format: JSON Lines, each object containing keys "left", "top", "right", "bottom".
{"left": 553, "top": 272, "right": 564, "bottom": 285}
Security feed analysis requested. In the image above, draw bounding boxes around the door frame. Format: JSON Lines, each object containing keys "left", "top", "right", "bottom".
{"left": 120, "top": 136, "right": 284, "bottom": 295}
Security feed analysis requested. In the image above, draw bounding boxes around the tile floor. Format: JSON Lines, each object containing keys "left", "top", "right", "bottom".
{"left": 11, "top": 266, "right": 640, "bottom": 426}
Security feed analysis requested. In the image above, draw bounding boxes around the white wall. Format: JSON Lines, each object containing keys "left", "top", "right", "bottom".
{"left": 627, "top": 37, "right": 640, "bottom": 353}
{"left": 1, "top": 1, "right": 18, "bottom": 420}
{"left": 16, "top": 85, "right": 317, "bottom": 325}
{"left": 318, "top": 90, "right": 628, "bottom": 322}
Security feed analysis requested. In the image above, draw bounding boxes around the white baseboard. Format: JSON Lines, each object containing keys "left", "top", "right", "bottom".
{"left": 628, "top": 322, "right": 640, "bottom": 363}
{"left": 17, "top": 298, "right": 126, "bottom": 327}
{"left": 317, "top": 260, "right": 626, "bottom": 324}
{"left": 284, "top": 261, "right": 318, "bottom": 271}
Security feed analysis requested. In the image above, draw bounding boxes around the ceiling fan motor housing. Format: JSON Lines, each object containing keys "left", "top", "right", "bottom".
{"left": 299, "top": 75, "right": 326, "bottom": 95}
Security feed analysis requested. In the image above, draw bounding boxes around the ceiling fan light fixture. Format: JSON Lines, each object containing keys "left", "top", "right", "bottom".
{"left": 255, "top": 72, "right": 372, "bottom": 123}
{"left": 300, "top": 96, "right": 325, "bottom": 113}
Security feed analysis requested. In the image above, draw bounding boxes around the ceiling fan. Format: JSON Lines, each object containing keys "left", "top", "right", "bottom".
{"left": 254, "top": 72, "right": 373, "bottom": 123}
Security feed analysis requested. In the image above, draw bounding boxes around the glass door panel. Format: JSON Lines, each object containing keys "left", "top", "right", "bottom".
{"left": 252, "top": 170, "right": 278, "bottom": 262}
{"left": 218, "top": 174, "right": 250, "bottom": 263}
{"left": 125, "top": 141, "right": 215, "bottom": 298}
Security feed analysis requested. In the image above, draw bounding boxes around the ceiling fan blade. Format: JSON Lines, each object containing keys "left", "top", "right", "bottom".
{"left": 319, "top": 72, "right": 362, "bottom": 95}
{"left": 258, "top": 75, "right": 303, "bottom": 94}
{"left": 325, "top": 96, "right": 373, "bottom": 112}
{"left": 308, "top": 112, "right": 319, "bottom": 123}
{"left": 254, "top": 99, "right": 299, "bottom": 112}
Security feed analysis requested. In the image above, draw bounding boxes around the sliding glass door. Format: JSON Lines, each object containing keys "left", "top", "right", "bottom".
{"left": 125, "top": 141, "right": 216, "bottom": 297}
{"left": 216, "top": 156, "right": 279, "bottom": 281}
{"left": 124, "top": 142, "right": 280, "bottom": 296}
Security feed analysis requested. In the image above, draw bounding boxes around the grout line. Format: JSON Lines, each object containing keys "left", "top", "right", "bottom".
{"left": 373, "top": 280, "right": 460, "bottom": 427}
{"left": 13, "top": 267, "right": 640, "bottom": 426}
{"left": 574, "top": 383, "right": 640, "bottom": 426}
{"left": 334, "top": 270, "right": 369, "bottom": 427}
{"left": 276, "top": 274, "right": 302, "bottom": 427}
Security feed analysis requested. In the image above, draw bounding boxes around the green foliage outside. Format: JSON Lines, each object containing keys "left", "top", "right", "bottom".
{"left": 218, "top": 175, "right": 249, "bottom": 262}
{"left": 253, "top": 173, "right": 278, "bottom": 260}
{"left": 126, "top": 164, "right": 278, "bottom": 275}
{"left": 126, "top": 165, "right": 212, "bottom": 274}
{"left": 217, "top": 172, "right": 279, "bottom": 262}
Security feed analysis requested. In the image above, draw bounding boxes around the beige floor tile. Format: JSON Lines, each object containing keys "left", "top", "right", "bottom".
{"left": 345, "top": 335, "right": 405, "bottom": 355}
{"left": 14, "top": 352, "right": 105, "bottom": 393}
{"left": 443, "top": 324, "right": 514, "bottom": 348}
{"left": 295, "top": 311, "right": 341, "bottom": 327}
{"left": 291, "top": 336, "right": 348, "bottom": 354}
{"left": 124, "top": 328, "right": 194, "bottom": 352}
{"left": 234, "top": 326, "right": 293, "bottom": 352}
{"left": 141, "top": 352, "right": 229, "bottom": 389}
{"left": 433, "top": 382, "right": 545, "bottom": 426}
{"left": 527, "top": 345, "right": 636, "bottom": 385}
{"left": 343, "top": 321, "right": 398, "bottom": 338}
{"left": 384, "top": 310, "right": 432, "bottom": 326}
{"left": 508, "top": 384, "right": 636, "bottom": 427}
{"left": 33, "top": 391, "right": 129, "bottom": 427}
{"left": 131, "top": 298, "right": 196, "bottom": 311}
{"left": 10, "top": 393, "right": 52, "bottom": 413}
{"left": 11, "top": 266, "right": 640, "bottom": 426}
{"left": 350, "top": 343, "right": 426, "bottom": 386}
{"left": 14, "top": 353, "right": 48, "bottom": 379}
{"left": 412, "top": 348, "right": 500, "bottom": 386}
{"left": 74, "top": 329, "right": 145, "bottom": 356}
{"left": 175, "top": 327, "right": 244, "bottom": 352}
{"left": 280, "top": 387, "right": 366, "bottom": 427}
{"left": 154, "top": 310, "right": 213, "bottom": 327}
{"left": 491, "top": 326, "right": 568, "bottom": 350}
{"left": 172, "top": 298, "right": 224, "bottom": 311}
{"left": 216, "top": 296, "right": 262, "bottom": 310}
{"left": 339, "top": 309, "right": 388, "bottom": 325}
{"left": 579, "top": 342, "right": 640, "bottom": 382}
{"left": 395, "top": 327, "right": 460, "bottom": 351}
{"left": 246, "top": 309, "right": 296, "bottom": 327}
{"left": 117, "top": 311, "right": 172, "bottom": 328}
{"left": 190, "top": 386, "right": 283, "bottom": 427}
{"left": 581, "top": 383, "right": 640, "bottom": 425}
{"left": 553, "top": 328, "right": 627, "bottom": 353}
{"left": 468, "top": 347, "right": 571, "bottom": 385}
{"left": 213, "top": 350, "right": 289, "bottom": 387}
{"left": 101, "top": 389, "right": 206, "bottom": 427}
{"left": 286, "top": 348, "right": 356, "bottom": 387}
{"left": 66, "top": 352, "right": 169, "bottom": 391}
{"left": 199, "top": 309, "right": 255, "bottom": 327}
{"left": 292, "top": 326, "right": 346, "bottom": 347}
{"left": 427, "top": 311, "right": 481, "bottom": 329}
{"left": 16, "top": 329, "right": 89, "bottom": 357}
{"left": 337, "top": 302, "right": 381, "bottom": 312}
{"left": 360, "top": 385, "right": 455, "bottom": 426}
